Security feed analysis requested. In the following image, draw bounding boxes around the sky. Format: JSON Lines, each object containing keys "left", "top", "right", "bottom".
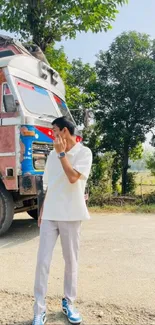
{"left": 59, "top": 0, "right": 155, "bottom": 64}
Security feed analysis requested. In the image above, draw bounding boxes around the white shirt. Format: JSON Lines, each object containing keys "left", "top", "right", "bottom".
{"left": 42, "top": 142, "right": 92, "bottom": 221}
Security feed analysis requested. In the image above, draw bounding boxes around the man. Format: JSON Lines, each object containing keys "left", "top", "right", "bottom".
{"left": 32, "top": 116, "right": 92, "bottom": 325}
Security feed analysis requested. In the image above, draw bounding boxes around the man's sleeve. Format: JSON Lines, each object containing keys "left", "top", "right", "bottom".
{"left": 73, "top": 147, "right": 93, "bottom": 180}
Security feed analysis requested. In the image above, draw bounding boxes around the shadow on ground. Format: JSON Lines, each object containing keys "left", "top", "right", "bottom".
{"left": 10, "top": 312, "right": 70, "bottom": 325}
{"left": 0, "top": 215, "right": 39, "bottom": 248}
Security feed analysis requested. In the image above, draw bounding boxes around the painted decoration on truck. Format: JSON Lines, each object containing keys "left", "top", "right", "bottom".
{"left": 53, "top": 94, "right": 67, "bottom": 109}
{"left": 0, "top": 69, "right": 6, "bottom": 84}
{"left": 20, "top": 124, "right": 82, "bottom": 176}
{"left": 20, "top": 125, "right": 54, "bottom": 175}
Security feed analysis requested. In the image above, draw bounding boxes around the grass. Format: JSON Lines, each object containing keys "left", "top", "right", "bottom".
{"left": 89, "top": 204, "right": 155, "bottom": 213}
{"left": 135, "top": 171, "right": 155, "bottom": 195}
{"left": 88, "top": 171, "right": 155, "bottom": 213}
{"left": 135, "top": 171, "right": 155, "bottom": 184}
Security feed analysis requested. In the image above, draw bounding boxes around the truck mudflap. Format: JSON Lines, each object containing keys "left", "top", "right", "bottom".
{"left": 19, "top": 174, "right": 44, "bottom": 214}
{"left": 36, "top": 175, "right": 44, "bottom": 215}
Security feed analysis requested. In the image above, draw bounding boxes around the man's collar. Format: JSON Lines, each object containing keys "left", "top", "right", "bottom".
{"left": 67, "top": 142, "right": 82, "bottom": 156}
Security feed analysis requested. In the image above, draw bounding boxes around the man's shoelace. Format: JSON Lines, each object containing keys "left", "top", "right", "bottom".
{"left": 33, "top": 314, "right": 42, "bottom": 325}
{"left": 68, "top": 304, "right": 79, "bottom": 316}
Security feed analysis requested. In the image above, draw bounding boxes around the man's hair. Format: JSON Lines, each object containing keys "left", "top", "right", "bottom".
{"left": 51, "top": 116, "right": 75, "bottom": 135}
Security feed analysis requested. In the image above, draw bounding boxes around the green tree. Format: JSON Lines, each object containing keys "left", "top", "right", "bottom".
{"left": 146, "top": 152, "right": 155, "bottom": 176}
{"left": 110, "top": 144, "right": 143, "bottom": 193}
{"left": 129, "top": 143, "right": 143, "bottom": 162}
{"left": 0, "top": 0, "right": 127, "bottom": 51}
{"left": 45, "top": 45, "right": 71, "bottom": 82}
{"left": 94, "top": 31, "right": 155, "bottom": 194}
{"left": 66, "top": 59, "right": 97, "bottom": 124}
{"left": 45, "top": 45, "right": 96, "bottom": 125}
{"left": 111, "top": 155, "right": 122, "bottom": 192}
{"left": 45, "top": 45, "right": 116, "bottom": 199}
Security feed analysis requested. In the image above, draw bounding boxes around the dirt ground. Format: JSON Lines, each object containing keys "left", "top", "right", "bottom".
{"left": 0, "top": 212, "right": 155, "bottom": 325}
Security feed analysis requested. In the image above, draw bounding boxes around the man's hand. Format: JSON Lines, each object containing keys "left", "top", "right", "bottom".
{"left": 54, "top": 135, "right": 66, "bottom": 154}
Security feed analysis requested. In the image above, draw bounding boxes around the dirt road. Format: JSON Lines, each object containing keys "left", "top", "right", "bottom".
{"left": 0, "top": 212, "right": 155, "bottom": 324}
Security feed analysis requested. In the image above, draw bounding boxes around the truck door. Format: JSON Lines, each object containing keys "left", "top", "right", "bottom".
{"left": 0, "top": 75, "right": 20, "bottom": 190}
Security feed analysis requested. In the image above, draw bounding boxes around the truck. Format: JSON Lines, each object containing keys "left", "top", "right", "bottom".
{"left": 0, "top": 35, "right": 82, "bottom": 236}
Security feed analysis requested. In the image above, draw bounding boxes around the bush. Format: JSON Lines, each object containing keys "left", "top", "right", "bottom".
{"left": 88, "top": 181, "right": 111, "bottom": 206}
{"left": 125, "top": 172, "right": 136, "bottom": 195}
{"left": 143, "top": 191, "right": 155, "bottom": 204}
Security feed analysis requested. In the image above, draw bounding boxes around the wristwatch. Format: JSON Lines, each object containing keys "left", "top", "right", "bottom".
{"left": 58, "top": 152, "right": 66, "bottom": 159}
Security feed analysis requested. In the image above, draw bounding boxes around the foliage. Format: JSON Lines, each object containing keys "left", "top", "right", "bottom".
{"left": 130, "top": 150, "right": 150, "bottom": 172}
{"left": 94, "top": 31, "right": 155, "bottom": 194}
{"left": 46, "top": 45, "right": 97, "bottom": 125}
{"left": 89, "top": 204, "right": 155, "bottom": 213}
{"left": 88, "top": 182, "right": 111, "bottom": 207}
{"left": 44, "top": 42, "right": 144, "bottom": 197}
{"left": 111, "top": 155, "right": 122, "bottom": 192}
{"left": 0, "top": 0, "right": 128, "bottom": 51}
{"left": 129, "top": 143, "right": 143, "bottom": 161}
{"left": 146, "top": 152, "right": 155, "bottom": 176}
{"left": 125, "top": 172, "right": 136, "bottom": 195}
{"left": 143, "top": 191, "right": 155, "bottom": 204}
{"left": 45, "top": 45, "right": 71, "bottom": 82}
{"left": 66, "top": 59, "right": 97, "bottom": 124}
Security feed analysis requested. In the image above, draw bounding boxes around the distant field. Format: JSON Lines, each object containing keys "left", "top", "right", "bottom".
{"left": 135, "top": 171, "right": 155, "bottom": 195}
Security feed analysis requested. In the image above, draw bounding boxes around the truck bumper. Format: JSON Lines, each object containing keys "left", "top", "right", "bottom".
{"left": 19, "top": 175, "right": 44, "bottom": 214}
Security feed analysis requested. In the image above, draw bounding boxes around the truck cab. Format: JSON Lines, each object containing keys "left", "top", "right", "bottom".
{"left": 0, "top": 36, "right": 81, "bottom": 235}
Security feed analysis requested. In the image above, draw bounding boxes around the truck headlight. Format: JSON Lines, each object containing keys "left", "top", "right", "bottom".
{"left": 33, "top": 157, "right": 46, "bottom": 170}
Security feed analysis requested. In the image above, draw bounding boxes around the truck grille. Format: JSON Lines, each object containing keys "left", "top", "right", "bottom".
{"left": 32, "top": 142, "right": 53, "bottom": 155}
{"left": 32, "top": 142, "right": 53, "bottom": 170}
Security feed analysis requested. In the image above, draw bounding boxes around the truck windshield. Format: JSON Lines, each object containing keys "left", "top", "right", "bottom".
{"left": 16, "top": 79, "right": 59, "bottom": 117}
{"left": 53, "top": 94, "right": 75, "bottom": 123}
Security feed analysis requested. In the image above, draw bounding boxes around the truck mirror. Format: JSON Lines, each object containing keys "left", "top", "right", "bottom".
{"left": 3, "top": 94, "right": 17, "bottom": 113}
{"left": 84, "top": 109, "right": 94, "bottom": 128}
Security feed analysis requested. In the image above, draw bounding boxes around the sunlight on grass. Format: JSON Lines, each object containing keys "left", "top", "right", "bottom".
{"left": 89, "top": 204, "right": 155, "bottom": 213}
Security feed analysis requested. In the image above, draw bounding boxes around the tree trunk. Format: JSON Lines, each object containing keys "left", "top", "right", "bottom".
{"left": 27, "top": 1, "right": 55, "bottom": 53}
{"left": 122, "top": 146, "right": 129, "bottom": 195}
{"left": 112, "top": 156, "right": 121, "bottom": 193}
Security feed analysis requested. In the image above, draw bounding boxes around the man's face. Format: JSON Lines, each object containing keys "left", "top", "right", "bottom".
{"left": 52, "top": 124, "right": 66, "bottom": 139}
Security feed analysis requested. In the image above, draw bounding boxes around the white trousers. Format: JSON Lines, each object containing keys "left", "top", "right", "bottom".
{"left": 34, "top": 220, "right": 81, "bottom": 315}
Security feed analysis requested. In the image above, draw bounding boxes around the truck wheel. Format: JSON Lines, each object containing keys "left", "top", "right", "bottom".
{"left": 0, "top": 183, "right": 14, "bottom": 236}
{"left": 27, "top": 209, "right": 38, "bottom": 220}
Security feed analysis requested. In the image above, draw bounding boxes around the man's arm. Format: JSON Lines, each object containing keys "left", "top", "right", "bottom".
{"left": 54, "top": 135, "right": 81, "bottom": 183}
{"left": 59, "top": 156, "right": 81, "bottom": 184}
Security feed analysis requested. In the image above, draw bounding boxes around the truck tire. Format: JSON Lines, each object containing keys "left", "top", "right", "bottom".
{"left": 0, "top": 183, "right": 14, "bottom": 236}
{"left": 27, "top": 209, "right": 38, "bottom": 220}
